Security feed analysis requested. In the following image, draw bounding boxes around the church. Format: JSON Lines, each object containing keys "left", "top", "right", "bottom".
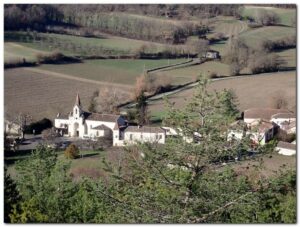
{"left": 54, "top": 94, "right": 166, "bottom": 146}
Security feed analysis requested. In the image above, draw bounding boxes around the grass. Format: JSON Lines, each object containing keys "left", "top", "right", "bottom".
{"left": 153, "top": 61, "right": 231, "bottom": 85}
{"left": 242, "top": 6, "right": 296, "bottom": 26}
{"left": 276, "top": 48, "right": 296, "bottom": 69}
{"left": 239, "top": 26, "right": 296, "bottom": 49}
{"left": 38, "top": 58, "right": 186, "bottom": 85}
{"left": 4, "top": 67, "right": 132, "bottom": 121}
{"left": 4, "top": 42, "right": 49, "bottom": 63}
{"left": 4, "top": 31, "right": 168, "bottom": 62}
{"left": 149, "top": 71, "right": 296, "bottom": 117}
{"left": 209, "top": 16, "right": 249, "bottom": 37}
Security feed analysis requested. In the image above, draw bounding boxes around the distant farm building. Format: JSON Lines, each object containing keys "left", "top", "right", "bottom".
{"left": 203, "top": 50, "right": 220, "bottom": 59}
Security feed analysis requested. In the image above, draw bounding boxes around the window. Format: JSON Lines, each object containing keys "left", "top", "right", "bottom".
{"left": 75, "top": 108, "right": 77, "bottom": 115}
{"left": 130, "top": 134, "right": 133, "bottom": 140}
{"left": 96, "top": 131, "right": 99, "bottom": 137}
{"left": 90, "top": 125, "right": 92, "bottom": 129}
{"left": 141, "top": 134, "right": 143, "bottom": 139}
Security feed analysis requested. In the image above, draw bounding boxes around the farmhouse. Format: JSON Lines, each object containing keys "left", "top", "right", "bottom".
{"left": 203, "top": 50, "right": 220, "bottom": 59}
{"left": 54, "top": 94, "right": 166, "bottom": 146}
{"left": 228, "top": 119, "right": 278, "bottom": 145}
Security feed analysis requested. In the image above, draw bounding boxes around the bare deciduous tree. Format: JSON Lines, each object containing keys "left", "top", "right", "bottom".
{"left": 269, "top": 91, "right": 288, "bottom": 109}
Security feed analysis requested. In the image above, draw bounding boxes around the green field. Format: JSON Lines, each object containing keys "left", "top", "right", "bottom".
{"left": 38, "top": 58, "right": 186, "bottom": 85}
{"left": 209, "top": 16, "right": 249, "bottom": 37}
{"left": 277, "top": 48, "right": 296, "bottom": 69}
{"left": 4, "top": 42, "right": 49, "bottom": 63}
{"left": 153, "top": 61, "right": 231, "bottom": 85}
{"left": 239, "top": 26, "right": 296, "bottom": 49}
{"left": 4, "top": 31, "right": 168, "bottom": 62}
{"left": 242, "top": 6, "right": 296, "bottom": 26}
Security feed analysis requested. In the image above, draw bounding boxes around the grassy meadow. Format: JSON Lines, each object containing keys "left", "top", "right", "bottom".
{"left": 38, "top": 58, "right": 187, "bottom": 85}
{"left": 242, "top": 6, "right": 296, "bottom": 26}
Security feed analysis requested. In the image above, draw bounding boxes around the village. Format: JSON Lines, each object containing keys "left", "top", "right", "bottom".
{"left": 5, "top": 92, "right": 296, "bottom": 158}
{"left": 3, "top": 3, "right": 296, "bottom": 224}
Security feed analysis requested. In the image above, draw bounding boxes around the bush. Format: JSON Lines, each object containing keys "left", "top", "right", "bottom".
{"left": 207, "top": 71, "right": 219, "bottom": 79}
{"left": 36, "top": 51, "right": 81, "bottom": 64}
{"left": 248, "top": 53, "right": 280, "bottom": 74}
{"left": 64, "top": 144, "right": 79, "bottom": 159}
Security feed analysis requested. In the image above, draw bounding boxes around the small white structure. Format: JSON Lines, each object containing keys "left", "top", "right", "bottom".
{"left": 203, "top": 50, "right": 220, "bottom": 59}
{"left": 4, "top": 120, "right": 21, "bottom": 137}
{"left": 55, "top": 94, "right": 166, "bottom": 146}
{"left": 120, "top": 126, "right": 165, "bottom": 146}
{"left": 276, "top": 141, "right": 296, "bottom": 156}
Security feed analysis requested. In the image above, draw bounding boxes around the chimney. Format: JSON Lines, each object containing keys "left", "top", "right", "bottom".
{"left": 57, "top": 113, "right": 60, "bottom": 117}
{"left": 138, "top": 125, "right": 141, "bottom": 129}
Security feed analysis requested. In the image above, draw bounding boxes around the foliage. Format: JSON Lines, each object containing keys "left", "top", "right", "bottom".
{"left": 4, "top": 167, "right": 21, "bottom": 223}
{"left": 6, "top": 77, "right": 296, "bottom": 223}
{"left": 64, "top": 144, "right": 80, "bottom": 159}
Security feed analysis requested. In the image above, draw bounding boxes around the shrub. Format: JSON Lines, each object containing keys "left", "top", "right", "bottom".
{"left": 36, "top": 51, "right": 81, "bottom": 64}
{"left": 248, "top": 53, "right": 280, "bottom": 74}
{"left": 64, "top": 144, "right": 79, "bottom": 159}
{"left": 207, "top": 71, "right": 219, "bottom": 79}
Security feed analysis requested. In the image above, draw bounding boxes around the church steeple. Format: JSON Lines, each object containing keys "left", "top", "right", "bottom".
{"left": 75, "top": 93, "right": 81, "bottom": 107}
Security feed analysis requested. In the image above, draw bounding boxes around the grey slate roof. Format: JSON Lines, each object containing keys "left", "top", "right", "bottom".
{"left": 124, "top": 126, "right": 165, "bottom": 133}
{"left": 92, "top": 124, "right": 111, "bottom": 130}
{"left": 86, "top": 113, "right": 120, "bottom": 122}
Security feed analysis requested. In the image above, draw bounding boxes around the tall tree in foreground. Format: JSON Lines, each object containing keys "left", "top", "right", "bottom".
{"left": 100, "top": 77, "right": 295, "bottom": 223}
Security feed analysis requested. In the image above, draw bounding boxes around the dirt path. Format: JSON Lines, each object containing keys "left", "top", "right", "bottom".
{"left": 24, "top": 67, "right": 133, "bottom": 89}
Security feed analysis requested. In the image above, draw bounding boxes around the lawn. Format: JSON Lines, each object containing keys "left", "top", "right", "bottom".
{"left": 153, "top": 60, "right": 231, "bottom": 85}
{"left": 242, "top": 6, "right": 296, "bottom": 26}
{"left": 38, "top": 58, "right": 186, "bottom": 85}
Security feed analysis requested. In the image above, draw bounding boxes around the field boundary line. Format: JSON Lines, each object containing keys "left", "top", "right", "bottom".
{"left": 23, "top": 67, "right": 133, "bottom": 89}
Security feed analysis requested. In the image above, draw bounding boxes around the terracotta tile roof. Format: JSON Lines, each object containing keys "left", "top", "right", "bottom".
{"left": 86, "top": 113, "right": 120, "bottom": 122}
{"left": 271, "top": 112, "right": 296, "bottom": 119}
{"left": 92, "top": 124, "right": 111, "bottom": 130}
{"left": 277, "top": 141, "right": 296, "bottom": 150}
{"left": 244, "top": 108, "right": 291, "bottom": 121}
{"left": 124, "top": 126, "right": 165, "bottom": 133}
